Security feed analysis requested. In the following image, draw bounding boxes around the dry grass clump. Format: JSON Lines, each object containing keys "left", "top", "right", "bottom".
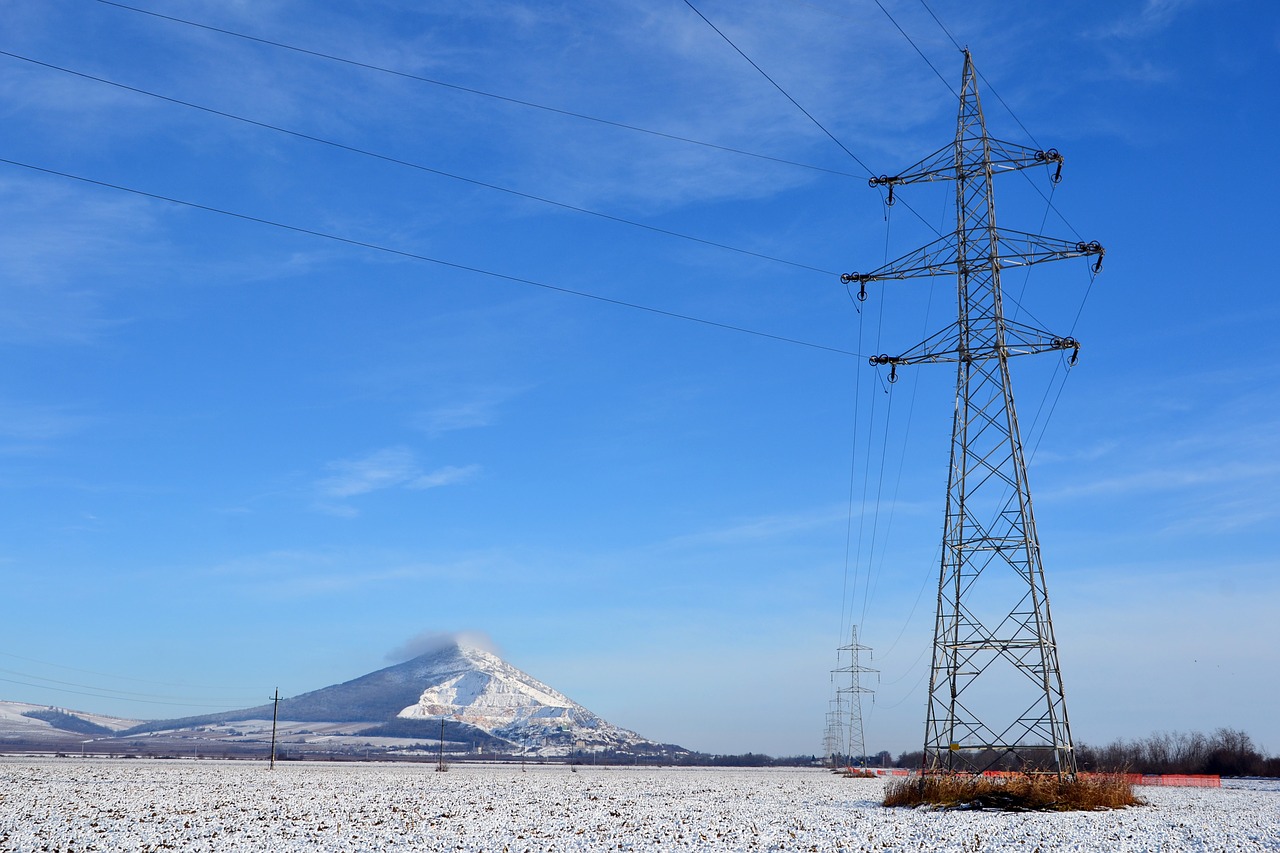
{"left": 883, "top": 773, "right": 1142, "bottom": 811}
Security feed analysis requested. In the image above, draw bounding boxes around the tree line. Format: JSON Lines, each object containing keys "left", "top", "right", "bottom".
{"left": 1076, "top": 728, "right": 1279, "bottom": 777}
{"left": 892, "top": 728, "right": 1280, "bottom": 776}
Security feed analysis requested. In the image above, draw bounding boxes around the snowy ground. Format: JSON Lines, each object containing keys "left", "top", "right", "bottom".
{"left": 1, "top": 758, "right": 1277, "bottom": 851}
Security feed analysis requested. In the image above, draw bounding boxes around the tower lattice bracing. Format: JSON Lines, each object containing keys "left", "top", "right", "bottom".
{"left": 843, "top": 51, "right": 1103, "bottom": 777}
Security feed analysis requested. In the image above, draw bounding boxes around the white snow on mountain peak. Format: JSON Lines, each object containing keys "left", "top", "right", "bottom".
{"left": 395, "top": 641, "right": 642, "bottom": 752}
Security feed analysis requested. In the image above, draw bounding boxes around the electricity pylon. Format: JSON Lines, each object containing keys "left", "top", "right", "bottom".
{"left": 843, "top": 50, "right": 1103, "bottom": 777}
{"left": 834, "top": 625, "right": 876, "bottom": 768}
{"left": 822, "top": 694, "right": 847, "bottom": 766}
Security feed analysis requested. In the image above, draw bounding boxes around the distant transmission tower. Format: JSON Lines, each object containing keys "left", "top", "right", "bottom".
{"left": 822, "top": 694, "right": 847, "bottom": 767}
{"left": 834, "top": 625, "right": 876, "bottom": 768}
{"left": 843, "top": 51, "right": 1103, "bottom": 777}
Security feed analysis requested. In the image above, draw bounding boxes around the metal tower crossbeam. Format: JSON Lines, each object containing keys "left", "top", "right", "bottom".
{"left": 842, "top": 229, "right": 1102, "bottom": 287}
{"left": 847, "top": 50, "right": 1099, "bottom": 778}
{"left": 868, "top": 138, "right": 1064, "bottom": 189}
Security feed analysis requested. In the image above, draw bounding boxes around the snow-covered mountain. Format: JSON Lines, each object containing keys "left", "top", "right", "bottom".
{"left": 114, "top": 639, "right": 678, "bottom": 757}
{"left": 393, "top": 643, "right": 642, "bottom": 752}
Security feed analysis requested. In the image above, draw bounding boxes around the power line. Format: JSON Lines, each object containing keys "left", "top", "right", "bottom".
{"left": 976, "top": 70, "right": 1042, "bottom": 150}
{"left": 916, "top": 0, "right": 962, "bottom": 52}
{"left": 90, "top": 0, "right": 862, "bottom": 180}
{"left": 912, "top": 0, "right": 1041, "bottom": 149}
{"left": 864, "top": 3, "right": 1092, "bottom": 288}
{"left": 0, "top": 156, "right": 865, "bottom": 359}
{"left": 680, "top": 0, "right": 943, "bottom": 239}
{"left": 837, "top": 299, "right": 870, "bottom": 646}
{"left": 93, "top": 0, "right": 941, "bottom": 239}
{"left": 680, "top": 0, "right": 876, "bottom": 177}
{"left": 901, "top": 0, "right": 1092, "bottom": 247}
{"left": 0, "top": 649, "right": 245, "bottom": 691}
{"left": 0, "top": 675, "right": 259, "bottom": 709}
{"left": 0, "top": 50, "right": 835, "bottom": 278}
{"left": 869, "top": 0, "right": 957, "bottom": 98}
{"left": 858, "top": 382, "right": 897, "bottom": 627}
{"left": 0, "top": 666, "right": 259, "bottom": 705}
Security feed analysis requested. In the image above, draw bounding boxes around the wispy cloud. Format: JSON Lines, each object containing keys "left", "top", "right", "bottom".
{"left": 1091, "top": 0, "right": 1199, "bottom": 39}
{"left": 317, "top": 447, "right": 421, "bottom": 498}
{"left": 1037, "top": 384, "right": 1280, "bottom": 535}
{"left": 385, "top": 629, "right": 499, "bottom": 663}
{"left": 1045, "top": 459, "right": 1280, "bottom": 501}
{"left": 413, "top": 389, "right": 521, "bottom": 437}
{"left": 1031, "top": 440, "right": 1120, "bottom": 466}
{"left": 0, "top": 399, "right": 96, "bottom": 454}
{"left": 0, "top": 177, "right": 160, "bottom": 345}
{"left": 205, "top": 547, "right": 505, "bottom": 597}
{"left": 313, "top": 446, "right": 479, "bottom": 513}
{"left": 1076, "top": 0, "right": 1204, "bottom": 84}
{"left": 407, "top": 464, "right": 480, "bottom": 490}
{"left": 660, "top": 505, "right": 852, "bottom": 550}
{"left": 407, "top": 0, "right": 936, "bottom": 214}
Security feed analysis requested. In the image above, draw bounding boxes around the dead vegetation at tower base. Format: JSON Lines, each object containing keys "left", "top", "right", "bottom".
{"left": 882, "top": 772, "right": 1143, "bottom": 811}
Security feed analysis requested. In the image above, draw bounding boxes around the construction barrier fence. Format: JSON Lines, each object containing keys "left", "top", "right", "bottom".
{"left": 1129, "top": 774, "right": 1221, "bottom": 788}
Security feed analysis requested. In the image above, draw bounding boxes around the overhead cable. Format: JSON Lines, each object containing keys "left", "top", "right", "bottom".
{"left": 0, "top": 675, "right": 258, "bottom": 708}
{"left": 905, "top": 0, "right": 1090, "bottom": 242}
{"left": 916, "top": 0, "right": 963, "bottom": 52}
{"left": 870, "top": 2, "right": 1094, "bottom": 333}
{"left": 0, "top": 666, "right": 259, "bottom": 706}
{"left": 681, "top": 0, "right": 875, "bottom": 176}
{"left": 0, "top": 156, "right": 864, "bottom": 359}
{"left": 90, "top": 0, "right": 862, "bottom": 180}
{"left": 680, "top": 0, "right": 942, "bottom": 238}
{"left": 0, "top": 649, "right": 248, "bottom": 691}
{"left": 870, "top": 0, "right": 957, "bottom": 98}
{"left": 0, "top": 50, "right": 834, "bottom": 277}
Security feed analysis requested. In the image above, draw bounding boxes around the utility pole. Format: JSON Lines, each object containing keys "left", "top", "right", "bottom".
{"left": 845, "top": 50, "right": 1102, "bottom": 778}
{"left": 436, "top": 716, "right": 447, "bottom": 772}
{"left": 269, "top": 687, "right": 281, "bottom": 770}
{"left": 834, "top": 625, "right": 876, "bottom": 769}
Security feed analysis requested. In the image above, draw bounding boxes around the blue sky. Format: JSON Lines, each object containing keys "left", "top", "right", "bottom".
{"left": 1, "top": 0, "right": 1277, "bottom": 758}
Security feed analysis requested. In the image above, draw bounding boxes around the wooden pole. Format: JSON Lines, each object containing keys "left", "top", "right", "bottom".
{"left": 436, "top": 716, "right": 446, "bottom": 772}
{"left": 269, "top": 688, "right": 280, "bottom": 770}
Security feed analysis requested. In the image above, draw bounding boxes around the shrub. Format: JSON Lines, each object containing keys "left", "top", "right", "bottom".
{"left": 883, "top": 773, "right": 1142, "bottom": 811}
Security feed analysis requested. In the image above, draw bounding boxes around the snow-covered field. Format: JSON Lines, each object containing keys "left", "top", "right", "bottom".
{"left": 1, "top": 758, "right": 1277, "bottom": 851}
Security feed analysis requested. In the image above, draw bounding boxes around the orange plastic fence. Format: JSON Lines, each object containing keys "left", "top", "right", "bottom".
{"left": 1132, "top": 774, "right": 1221, "bottom": 788}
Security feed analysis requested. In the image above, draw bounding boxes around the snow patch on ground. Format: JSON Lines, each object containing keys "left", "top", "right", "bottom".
{"left": 0, "top": 701, "right": 139, "bottom": 734}
{"left": 1, "top": 758, "right": 1278, "bottom": 851}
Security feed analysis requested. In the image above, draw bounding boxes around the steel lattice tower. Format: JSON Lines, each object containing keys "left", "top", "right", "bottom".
{"left": 842, "top": 51, "right": 1103, "bottom": 777}
{"left": 834, "top": 625, "right": 876, "bottom": 768}
{"left": 822, "top": 694, "right": 847, "bottom": 766}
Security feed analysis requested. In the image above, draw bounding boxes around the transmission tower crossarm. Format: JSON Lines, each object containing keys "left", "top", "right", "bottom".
{"left": 995, "top": 230, "right": 1105, "bottom": 273}
{"left": 842, "top": 230, "right": 1103, "bottom": 289}
{"left": 869, "top": 139, "right": 1064, "bottom": 196}
{"left": 867, "top": 318, "right": 1080, "bottom": 375}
